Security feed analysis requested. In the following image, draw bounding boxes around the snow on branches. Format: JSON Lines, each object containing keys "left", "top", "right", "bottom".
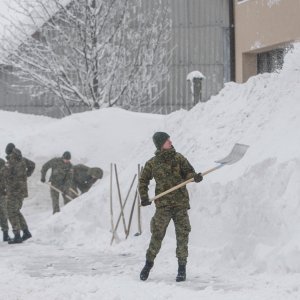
{"left": 0, "top": 0, "right": 171, "bottom": 115}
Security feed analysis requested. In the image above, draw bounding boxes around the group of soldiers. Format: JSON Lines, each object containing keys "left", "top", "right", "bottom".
{"left": 1, "top": 132, "right": 201, "bottom": 282}
{"left": 41, "top": 151, "right": 103, "bottom": 214}
{"left": 0, "top": 143, "right": 103, "bottom": 244}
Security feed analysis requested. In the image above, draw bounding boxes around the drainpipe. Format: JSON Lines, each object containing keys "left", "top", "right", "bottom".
{"left": 229, "top": 0, "right": 235, "bottom": 81}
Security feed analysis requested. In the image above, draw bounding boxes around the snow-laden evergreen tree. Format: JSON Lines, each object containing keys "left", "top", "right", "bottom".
{"left": 0, "top": 0, "right": 171, "bottom": 115}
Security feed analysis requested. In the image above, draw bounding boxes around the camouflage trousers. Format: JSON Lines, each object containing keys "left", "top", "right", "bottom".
{"left": 7, "top": 196, "right": 28, "bottom": 232}
{"left": 146, "top": 206, "right": 191, "bottom": 265}
{"left": 0, "top": 195, "right": 9, "bottom": 231}
{"left": 50, "top": 188, "right": 73, "bottom": 214}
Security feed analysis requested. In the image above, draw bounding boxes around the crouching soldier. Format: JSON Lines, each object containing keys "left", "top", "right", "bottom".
{"left": 4, "top": 149, "right": 32, "bottom": 244}
{"left": 41, "top": 151, "right": 74, "bottom": 214}
{"left": 69, "top": 164, "right": 103, "bottom": 197}
{"left": 0, "top": 158, "right": 11, "bottom": 242}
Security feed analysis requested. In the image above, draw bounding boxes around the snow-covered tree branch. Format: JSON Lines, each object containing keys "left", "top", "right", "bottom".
{"left": 0, "top": 0, "right": 171, "bottom": 115}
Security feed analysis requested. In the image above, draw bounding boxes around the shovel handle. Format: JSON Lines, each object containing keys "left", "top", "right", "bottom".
{"left": 201, "top": 164, "right": 224, "bottom": 176}
{"left": 149, "top": 164, "right": 225, "bottom": 202}
{"left": 149, "top": 177, "right": 194, "bottom": 202}
{"left": 46, "top": 182, "right": 73, "bottom": 201}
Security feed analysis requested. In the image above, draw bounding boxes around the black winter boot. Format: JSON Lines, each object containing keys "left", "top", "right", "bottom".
{"left": 8, "top": 231, "right": 23, "bottom": 244}
{"left": 22, "top": 229, "right": 32, "bottom": 241}
{"left": 3, "top": 231, "right": 11, "bottom": 242}
{"left": 140, "top": 260, "right": 154, "bottom": 281}
{"left": 176, "top": 264, "right": 186, "bottom": 282}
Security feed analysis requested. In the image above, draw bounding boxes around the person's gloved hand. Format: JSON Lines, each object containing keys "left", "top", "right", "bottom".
{"left": 141, "top": 197, "right": 151, "bottom": 206}
{"left": 41, "top": 177, "right": 46, "bottom": 183}
{"left": 194, "top": 172, "right": 203, "bottom": 183}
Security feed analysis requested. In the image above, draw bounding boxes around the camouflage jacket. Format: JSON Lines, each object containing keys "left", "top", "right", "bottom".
{"left": 72, "top": 164, "right": 101, "bottom": 193}
{"left": 6, "top": 154, "right": 35, "bottom": 177}
{"left": 0, "top": 158, "right": 6, "bottom": 196}
{"left": 41, "top": 157, "right": 73, "bottom": 190}
{"left": 4, "top": 149, "right": 28, "bottom": 198}
{"left": 139, "top": 147, "right": 197, "bottom": 209}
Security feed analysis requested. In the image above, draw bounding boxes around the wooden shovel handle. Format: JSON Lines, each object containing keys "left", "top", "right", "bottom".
{"left": 149, "top": 164, "right": 224, "bottom": 202}
{"left": 46, "top": 182, "right": 73, "bottom": 201}
{"left": 150, "top": 177, "right": 194, "bottom": 202}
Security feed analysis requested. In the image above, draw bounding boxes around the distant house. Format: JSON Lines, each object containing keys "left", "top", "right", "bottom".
{"left": 0, "top": 1, "right": 235, "bottom": 117}
{"left": 234, "top": 0, "right": 300, "bottom": 83}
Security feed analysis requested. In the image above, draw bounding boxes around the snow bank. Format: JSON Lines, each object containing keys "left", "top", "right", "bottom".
{"left": 1, "top": 44, "right": 300, "bottom": 275}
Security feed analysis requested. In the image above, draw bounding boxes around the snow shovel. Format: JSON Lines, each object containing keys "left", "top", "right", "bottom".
{"left": 149, "top": 143, "right": 249, "bottom": 203}
{"left": 46, "top": 183, "right": 73, "bottom": 201}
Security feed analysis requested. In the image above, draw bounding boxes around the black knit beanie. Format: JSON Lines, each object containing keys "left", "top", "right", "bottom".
{"left": 5, "top": 143, "right": 15, "bottom": 155}
{"left": 62, "top": 151, "right": 71, "bottom": 160}
{"left": 152, "top": 132, "right": 170, "bottom": 150}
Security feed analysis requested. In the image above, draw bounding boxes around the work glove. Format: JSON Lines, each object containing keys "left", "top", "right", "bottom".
{"left": 193, "top": 172, "right": 203, "bottom": 183}
{"left": 141, "top": 197, "right": 151, "bottom": 207}
{"left": 41, "top": 177, "right": 46, "bottom": 183}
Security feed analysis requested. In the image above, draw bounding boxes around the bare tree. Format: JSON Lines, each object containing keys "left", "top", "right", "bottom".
{"left": 0, "top": 0, "right": 171, "bottom": 115}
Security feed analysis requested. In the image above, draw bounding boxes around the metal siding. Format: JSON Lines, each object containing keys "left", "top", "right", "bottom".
{"left": 156, "top": 0, "right": 232, "bottom": 114}
{"left": 172, "top": 0, "right": 188, "bottom": 28}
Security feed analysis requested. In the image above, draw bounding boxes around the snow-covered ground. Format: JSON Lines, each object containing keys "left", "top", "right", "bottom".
{"left": 1, "top": 44, "right": 300, "bottom": 299}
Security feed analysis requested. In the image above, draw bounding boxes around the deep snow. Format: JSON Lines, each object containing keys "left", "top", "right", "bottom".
{"left": 1, "top": 44, "right": 300, "bottom": 299}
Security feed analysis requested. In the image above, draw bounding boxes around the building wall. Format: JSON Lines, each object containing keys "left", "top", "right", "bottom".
{"left": 149, "top": 0, "right": 233, "bottom": 114}
{"left": 234, "top": 0, "right": 300, "bottom": 83}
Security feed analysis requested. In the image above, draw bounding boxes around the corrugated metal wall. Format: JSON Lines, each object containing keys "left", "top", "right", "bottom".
{"left": 147, "top": 0, "right": 232, "bottom": 114}
{"left": 0, "top": 0, "right": 232, "bottom": 117}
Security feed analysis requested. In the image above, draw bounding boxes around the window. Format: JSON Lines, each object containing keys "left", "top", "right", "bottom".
{"left": 257, "top": 48, "right": 286, "bottom": 74}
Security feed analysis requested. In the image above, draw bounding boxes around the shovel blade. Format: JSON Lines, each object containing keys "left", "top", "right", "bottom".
{"left": 215, "top": 143, "right": 249, "bottom": 165}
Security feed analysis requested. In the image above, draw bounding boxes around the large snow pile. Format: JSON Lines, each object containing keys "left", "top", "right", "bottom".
{"left": 1, "top": 43, "right": 300, "bottom": 276}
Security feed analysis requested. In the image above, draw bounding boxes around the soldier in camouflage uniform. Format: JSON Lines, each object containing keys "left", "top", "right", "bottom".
{"left": 139, "top": 132, "right": 203, "bottom": 282}
{"left": 3, "top": 143, "right": 35, "bottom": 243}
{"left": 41, "top": 151, "right": 74, "bottom": 214}
{"left": 0, "top": 158, "right": 11, "bottom": 241}
{"left": 70, "top": 164, "right": 103, "bottom": 197}
{"left": 4, "top": 148, "right": 32, "bottom": 244}
{"left": 5, "top": 143, "right": 35, "bottom": 177}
